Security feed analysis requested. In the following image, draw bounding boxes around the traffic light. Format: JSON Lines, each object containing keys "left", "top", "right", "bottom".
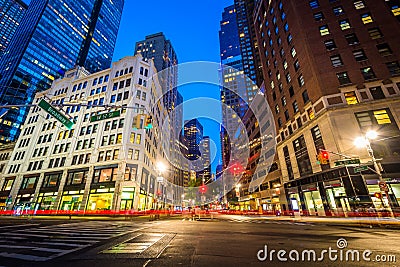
{"left": 199, "top": 185, "right": 207, "bottom": 194}
{"left": 144, "top": 115, "right": 153, "bottom": 129}
{"left": 317, "top": 150, "right": 329, "bottom": 164}
{"left": 133, "top": 114, "right": 142, "bottom": 130}
{"left": 374, "top": 192, "right": 382, "bottom": 199}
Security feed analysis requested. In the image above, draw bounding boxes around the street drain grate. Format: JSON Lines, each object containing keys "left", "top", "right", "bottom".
{"left": 101, "top": 233, "right": 175, "bottom": 259}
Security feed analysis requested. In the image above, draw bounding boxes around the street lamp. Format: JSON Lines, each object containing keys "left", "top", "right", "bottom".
{"left": 354, "top": 130, "right": 393, "bottom": 215}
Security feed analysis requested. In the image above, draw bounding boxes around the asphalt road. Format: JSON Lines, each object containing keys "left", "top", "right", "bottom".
{"left": 0, "top": 216, "right": 398, "bottom": 267}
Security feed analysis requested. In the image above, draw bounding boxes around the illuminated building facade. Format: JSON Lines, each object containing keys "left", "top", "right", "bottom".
{"left": 0, "top": 55, "right": 172, "bottom": 212}
{"left": 0, "top": 0, "right": 27, "bottom": 56}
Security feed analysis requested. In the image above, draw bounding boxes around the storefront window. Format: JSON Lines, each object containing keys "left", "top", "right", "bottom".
{"left": 60, "top": 195, "right": 83, "bottom": 211}
{"left": 303, "top": 189, "right": 325, "bottom": 216}
{"left": 87, "top": 193, "right": 113, "bottom": 211}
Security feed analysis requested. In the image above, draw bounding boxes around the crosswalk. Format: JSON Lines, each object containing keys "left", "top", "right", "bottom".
{"left": 217, "top": 217, "right": 313, "bottom": 226}
{"left": 0, "top": 221, "right": 139, "bottom": 262}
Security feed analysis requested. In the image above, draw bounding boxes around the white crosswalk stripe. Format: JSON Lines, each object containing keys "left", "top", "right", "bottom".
{"left": 0, "top": 221, "right": 138, "bottom": 262}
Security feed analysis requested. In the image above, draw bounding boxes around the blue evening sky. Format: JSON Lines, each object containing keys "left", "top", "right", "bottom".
{"left": 113, "top": 0, "right": 234, "bottom": 173}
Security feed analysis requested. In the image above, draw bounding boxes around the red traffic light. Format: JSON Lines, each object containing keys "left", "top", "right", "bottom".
{"left": 199, "top": 185, "right": 207, "bottom": 194}
{"left": 321, "top": 150, "right": 329, "bottom": 160}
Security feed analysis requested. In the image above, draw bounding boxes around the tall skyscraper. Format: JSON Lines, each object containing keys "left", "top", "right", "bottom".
{"left": 183, "top": 119, "right": 204, "bottom": 161}
{"left": 254, "top": 0, "right": 400, "bottom": 215}
{"left": 0, "top": 0, "right": 27, "bottom": 56}
{"left": 0, "top": 0, "right": 124, "bottom": 143}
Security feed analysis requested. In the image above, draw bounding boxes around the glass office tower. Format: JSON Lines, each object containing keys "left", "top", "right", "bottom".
{"left": 0, "top": 0, "right": 124, "bottom": 142}
{"left": 0, "top": 0, "right": 28, "bottom": 56}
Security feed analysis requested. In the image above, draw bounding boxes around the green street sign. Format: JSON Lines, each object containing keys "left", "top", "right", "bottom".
{"left": 90, "top": 110, "right": 121, "bottom": 122}
{"left": 354, "top": 165, "right": 368, "bottom": 172}
{"left": 38, "top": 99, "right": 74, "bottom": 129}
{"left": 334, "top": 158, "right": 361, "bottom": 166}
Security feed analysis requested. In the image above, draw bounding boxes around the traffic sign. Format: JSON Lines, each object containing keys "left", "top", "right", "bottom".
{"left": 90, "top": 110, "right": 121, "bottom": 122}
{"left": 379, "top": 181, "right": 389, "bottom": 192}
{"left": 354, "top": 165, "right": 368, "bottom": 172}
{"left": 38, "top": 99, "right": 74, "bottom": 129}
{"left": 334, "top": 158, "right": 361, "bottom": 166}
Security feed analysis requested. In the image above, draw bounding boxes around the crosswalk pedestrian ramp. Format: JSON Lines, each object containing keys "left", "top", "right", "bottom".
{"left": 0, "top": 221, "right": 134, "bottom": 262}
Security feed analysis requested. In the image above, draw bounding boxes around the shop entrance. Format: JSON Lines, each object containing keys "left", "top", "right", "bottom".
{"left": 120, "top": 187, "right": 135, "bottom": 211}
{"left": 303, "top": 190, "right": 325, "bottom": 216}
{"left": 325, "top": 187, "right": 350, "bottom": 216}
{"left": 87, "top": 193, "right": 113, "bottom": 211}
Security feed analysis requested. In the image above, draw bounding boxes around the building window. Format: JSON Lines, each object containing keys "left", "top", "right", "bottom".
{"left": 286, "top": 73, "right": 292, "bottom": 83}
{"left": 353, "top": 49, "right": 368, "bottom": 61}
{"left": 93, "top": 168, "right": 118, "bottom": 183}
{"left": 369, "top": 86, "right": 385, "bottom": 100}
{"left": 361, "top": 67, "right": 376, "bottom": 80}
{"left": 302, "top": 90, "right": 310, "bottom": 104}
{"left": 21, "top": 177, "right": 38, "bottom": 189}
{"left": 284, "top": 110, "right": 290, "bottom": 121}
{"left": 344, "top": 91, "right": 358, "bottom": 105}
{"left": 361, "top": 13, "right": 373, "bottom": 24}
{"left": 333, "top": 6, "right": 344, "bottom": 16}
{"left": 313, "top": 12, "right": 324, "bottom": 21}
{"left": 278, "top": 118, "right": 283, "bottom": 127}
{"left": 275, "top": 104, "right": 280, "bottom": 114}
{"left": 345, "top": 33, "right": 359, "bottom": 45}
{"left": 293, "top": 135, "right": 312, "bottom": 176}
{"left": 294, "top": 60, "right": 300, "bottom": 71}
{"left": 339, "top": 19, "right": 351, "bottom": 30}
{"left": 377, "top": 43, "right": 392, "bottom": 57}
{"left": 309, "top": 0, "right": 319, "bottom": 9}
{"left": 293, "top": 101, "right": 299, "bottom": 113}
{"left": 324, "top": 39, "right": 337, "bottom": 50}
{"left": 319, "top": 25, "right": 330, "bottom": 36}
{"left": 298, "top": 74, "right": 305, "bottom": 86}
{"left": 330, "top": 55, "right": 343, "bottom": 67}
{"left": 291, "top": 47, "right": 297, "bottom": 58}
{"left": 368, "top": 27, "right": 383, "bottom": 39}
{"left": 336, "top": 72, "right": 351, "bottom": 85}
{"left": 386, "top": 61, "right": 400, "bottom": 76}
{"left": 283, "top": 146, "right": 294, "bottom": 180}
{"left": 353, "top": 0, "right": 365, "bottom": 9}
{"left": 289, "top": 86, "right": 295, "bottom": 97}
{"left": 281, "top": 97, "right": 287, "bottom": 106}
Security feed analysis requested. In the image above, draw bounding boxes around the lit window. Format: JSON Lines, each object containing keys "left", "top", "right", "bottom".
{"left": 292, "top": 101, "right": 299, "bottom": 113}
{"left": 353, "top": 49, "right": 367, "bottom": 61}
{"left": 368, "top": 27, "right": 383, "bottom": 39}
{"left": 374, "top": 110, "right": 391, "bottom": 124}
{"left": 291, "top": 47, "right": 297, "bottom": 57}
{"left": 345, "top": 33, "right": 359, "bottom": 45}
{"left": 333, "top": 6, "right": 345, "bottom": 16}
{"left": 283, "top": 60, "right": 288, "bottom": 70}
{"left": 330, "top": 55, "right": 343, "bottom": 67}
{"left": 319, "top": 25, "right": 330, "bottom": 36}
{"left": 309, "top": 0, "right": 319, "bottom": 9}
{"left": 353, "top": 0, "right": 365, "bottom": 9}
{"left": 361, "top": 13, "right": 373, "bottom": 24}
{"left": 313, "top": 12, "right": 324, "bottom": 21}
{"left": 391, "top": 5, "right": 400, "bottom": 16}
{"left": 344, "top": 91, "right": 358, "bottom": 105}
{"left": 298, "top": 74, "right": 305, "bottom": 87}
{"left": 339, "top": 19, "right": 351, "bottom": 30}
{"left": 336, "top": 72, "right": 351, "bottom": 85}
{"left": 361, "top": 67, "right": 376, "bottom": 80}
{"left": 324, "top": 39, "right": 337, "bottom": 50}
{"left": 377, "top": 43, "right": 392, "bottom": 56}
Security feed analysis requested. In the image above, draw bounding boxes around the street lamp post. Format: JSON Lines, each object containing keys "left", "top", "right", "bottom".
{"left": 354, "top": 131, "right": 393, "bottom": 215}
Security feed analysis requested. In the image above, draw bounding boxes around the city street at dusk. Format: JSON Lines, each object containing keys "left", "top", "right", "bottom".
{"left": 1, "top": 0, "right": 400, "bottom": 266}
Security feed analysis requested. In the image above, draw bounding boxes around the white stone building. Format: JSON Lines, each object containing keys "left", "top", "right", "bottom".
{"left": 0, "top": 55, "right": 174, "bottom": 212}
